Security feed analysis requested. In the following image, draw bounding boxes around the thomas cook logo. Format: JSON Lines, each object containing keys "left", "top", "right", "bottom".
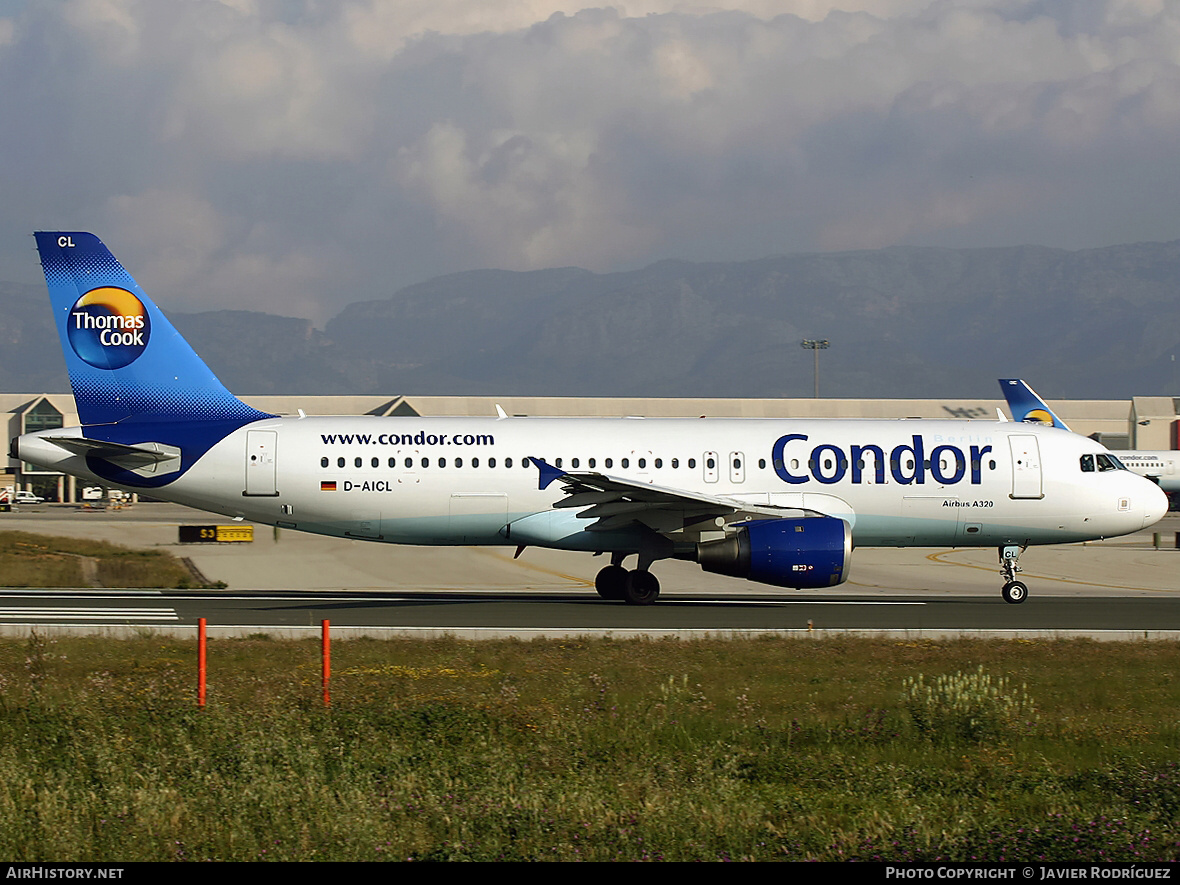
{"left": 1023, "top": 409, "right": 1055, "bottom": 426}
{"left": 67, "top": 287, "right": 150, "bottom": 369}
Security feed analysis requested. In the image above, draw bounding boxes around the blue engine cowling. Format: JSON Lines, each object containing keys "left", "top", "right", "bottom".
{"left": 695, "top": 516, "right": 851, "bottom": 588}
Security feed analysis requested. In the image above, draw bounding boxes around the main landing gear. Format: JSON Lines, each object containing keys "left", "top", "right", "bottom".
{"left": 999, "top": 545, "right": 1028, "bottom": 604}
{"left": 595, "top": 553, "right": 660, "bottom": 605}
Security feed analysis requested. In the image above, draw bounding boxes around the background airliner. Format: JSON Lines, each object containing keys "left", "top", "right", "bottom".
{"left": 13, "top": 233, "right": 1168, "bottom": 605}
{"left": 1000, "top": 379, "right": 1180, "bottom": 496}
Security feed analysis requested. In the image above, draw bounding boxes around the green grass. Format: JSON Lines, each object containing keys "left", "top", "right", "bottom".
{"left": 0, "top": 634, "right": 1178, "bottom": 861}
{"left": 0, "top": 530, "right": 199, "bottom": 588}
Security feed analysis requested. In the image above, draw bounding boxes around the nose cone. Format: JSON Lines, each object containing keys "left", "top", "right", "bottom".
{"left": 1143, "top": 480, "right": 1170, "bottom": 529}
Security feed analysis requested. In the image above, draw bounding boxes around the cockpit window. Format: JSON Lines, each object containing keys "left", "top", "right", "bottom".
{"left": 1082, "top": 453, "right": 1126, "bottom": 473}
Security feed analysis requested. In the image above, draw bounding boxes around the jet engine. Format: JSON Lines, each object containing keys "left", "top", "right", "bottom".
{"left": 694, "top": 516, "right": 851, "bottom": 588}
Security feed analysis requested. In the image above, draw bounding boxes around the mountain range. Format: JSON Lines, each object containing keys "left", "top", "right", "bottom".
{"left": 3, "top": 240, "right": 1179, "bottom": 400}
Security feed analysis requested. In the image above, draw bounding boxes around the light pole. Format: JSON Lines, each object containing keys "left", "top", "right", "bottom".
{"left": 800, "top": 339, "right": 829, "bottom": 398}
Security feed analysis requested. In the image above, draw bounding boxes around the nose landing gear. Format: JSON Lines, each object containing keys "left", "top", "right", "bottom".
{"left": 999, "top": 545, "right": 1028, "bottom": 604}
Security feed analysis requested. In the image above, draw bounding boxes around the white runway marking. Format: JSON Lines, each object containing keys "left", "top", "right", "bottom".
{"left": 668, "top": 599, "right": 927, "bottom": 606}
{"left": 0, "top": 607, "right": 179, "bottom": 620}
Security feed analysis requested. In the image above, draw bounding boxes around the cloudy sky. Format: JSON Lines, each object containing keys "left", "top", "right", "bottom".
{"left": 1, "top": 0, "right": 1178, "bottom": 321}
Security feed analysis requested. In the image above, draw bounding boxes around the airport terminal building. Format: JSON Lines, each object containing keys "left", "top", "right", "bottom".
{"left": 5, "top": 391, "right": 1179, "bottom": 503}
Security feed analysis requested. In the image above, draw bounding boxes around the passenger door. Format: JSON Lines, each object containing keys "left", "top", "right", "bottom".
{"left": 244, "top": 430, "right": 277, "bottom": 496}
{"left": 1008, "top": 435, "right": 1043, "bottom": 499}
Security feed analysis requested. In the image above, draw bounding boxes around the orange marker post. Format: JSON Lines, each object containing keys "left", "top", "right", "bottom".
{"left": 321, "top": 619, "right": 330, "bottom": 707}
{"left": 197, "top": 617, "right": 207, "bottom": 708}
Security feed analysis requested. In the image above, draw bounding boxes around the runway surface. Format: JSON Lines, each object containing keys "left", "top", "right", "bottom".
{"left": 2, "top": 502, "right": 1180, "bottom": 638}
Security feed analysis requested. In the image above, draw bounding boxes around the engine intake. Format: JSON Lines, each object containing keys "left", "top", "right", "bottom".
{"left": 695, "top": 516, "right": 851, "bottom": 588}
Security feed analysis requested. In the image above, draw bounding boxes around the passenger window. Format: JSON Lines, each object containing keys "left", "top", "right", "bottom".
{"left": 605, "top": 458, "right": 613, "bottom": 468}
{"left": 622, "top": 458, "right": 630, "bottom": 468}
{"left": 588, "top": 458, "right": 596, "bottom": 468}
{"left": 571, "top": 458, "right": 579, "bottom": 468}
{"left": 505, "top": 457, "right": 513, "bottom": 468}
{"left": 338, "top": 457, "right": 345, "bottom": 468}
{"left": 489, "top": 457, "right": 497, "bottom": 468}
{"left": 455, "top": 457, "right": 463, "bottom": 468}
{"left": 320, "top": 457, "right": 328, "bottom": 468}
{"left": 688, "top": 458, "right": 696, "bottom": 469}
{"left": 372, "top": 457, "right": 379, "bottom": 468}
{"left": 354, "top": 457, "right": 362, "bottom": 468}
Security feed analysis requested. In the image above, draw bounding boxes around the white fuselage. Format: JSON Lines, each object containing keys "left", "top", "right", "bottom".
{"left": 18, "top": 416, "right": 1167, "bottom": 552}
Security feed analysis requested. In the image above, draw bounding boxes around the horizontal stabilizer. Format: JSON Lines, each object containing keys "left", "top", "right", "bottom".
{"left": 44, "top": 436, "right": 183, "bottom": 476}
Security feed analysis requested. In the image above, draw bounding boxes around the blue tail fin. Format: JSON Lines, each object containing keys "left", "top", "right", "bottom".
{"left": 998, "top": 379, "right": 1071, "bottom": 431}
{"left": 35, "top": 232, "right": 272, "bottom": 429}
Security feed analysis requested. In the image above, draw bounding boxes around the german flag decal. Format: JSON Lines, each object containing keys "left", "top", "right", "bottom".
{"left": 321, "top": 481, "right": 337, "bottom": 492}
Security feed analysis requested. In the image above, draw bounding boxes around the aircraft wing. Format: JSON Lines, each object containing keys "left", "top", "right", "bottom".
{"left": 531, "top": 457, "right": 832, "bottom": 534}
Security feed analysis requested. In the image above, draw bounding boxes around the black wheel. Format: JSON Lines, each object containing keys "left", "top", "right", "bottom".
{"left": 623, "top": 570, "right": 660, "bottom": 605}
{"left": 1002, "top": 581, "right": 1028, "bottom": 604}
{"left": 595, "top": 565, "right": 628, "bottom": 600}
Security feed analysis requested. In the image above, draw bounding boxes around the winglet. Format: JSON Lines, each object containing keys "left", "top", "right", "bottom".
{"left": 998, "top": 379, "right": 1071, "bottom": 431}
{"left": 530, "top": 456, "right": 566, "bottom": 490}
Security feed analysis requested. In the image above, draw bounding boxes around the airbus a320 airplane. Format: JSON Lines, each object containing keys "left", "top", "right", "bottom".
{"left": 13, "top": 233, "right": 1168, "bottom": 605}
